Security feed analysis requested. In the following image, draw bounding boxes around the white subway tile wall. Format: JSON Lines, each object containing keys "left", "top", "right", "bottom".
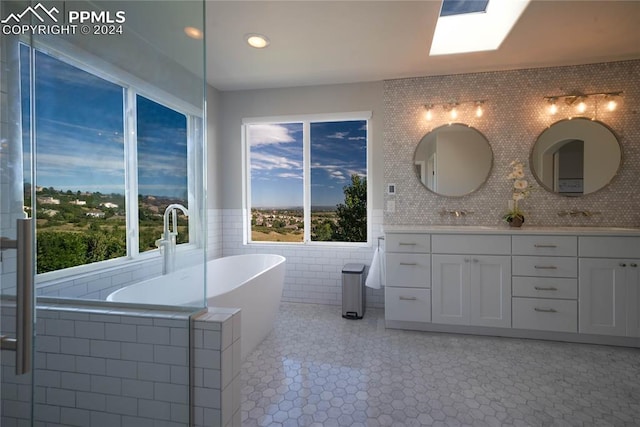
{"left": 1, "top": 303, "right": 238, "bottom": 427}
{"left": 215, "top": 208, "right": 385, "bottom": 309}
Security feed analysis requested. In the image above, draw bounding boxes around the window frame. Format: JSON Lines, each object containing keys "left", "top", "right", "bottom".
{"left": 22, "top": 41, "right": 204, "bottom": 281}
{"left": 242, "top": 111, "right": 372, "bottom": 247}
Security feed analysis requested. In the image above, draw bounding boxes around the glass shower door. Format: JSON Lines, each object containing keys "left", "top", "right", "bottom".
{"left": 1, "top": 1, "right": 36, "bottom": 423}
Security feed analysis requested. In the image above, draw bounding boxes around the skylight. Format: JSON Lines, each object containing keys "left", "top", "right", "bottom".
{"left": 440, "top": 0, "right": 489, "bottom": 17}
{"left": 430, "top": 0, "right": 530, "bottom": 56}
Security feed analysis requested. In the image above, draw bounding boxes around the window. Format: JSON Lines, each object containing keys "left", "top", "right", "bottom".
{"left": 21, "top": 45, "right": 196, "bottom": 274}
{"left": 245, "top": 114, "right": 369, "bottom": 244}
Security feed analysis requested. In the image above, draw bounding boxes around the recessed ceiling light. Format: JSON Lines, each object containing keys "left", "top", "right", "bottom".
{"left": 184, "top": 26, "right": 203, "bottom": 40}
{"left": 245, "top": 33, "right": 270, "bottom": 49}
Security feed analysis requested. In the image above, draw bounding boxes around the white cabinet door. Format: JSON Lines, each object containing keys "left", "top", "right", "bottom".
{"left": 579, "top": 258, "right": 627, "bottom": 336}
{"left": 625, "top": 261, "right": 639, "bottom": 337}
{"left": 432, "top": 255, "right": 469, "bottom": 325}
{"left": 469, "top": 255, "right": 511, "bottom": 328}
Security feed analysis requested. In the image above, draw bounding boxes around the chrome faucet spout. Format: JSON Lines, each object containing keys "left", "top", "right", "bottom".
{"left": 157, "top": 204, "right": 189, "bottom": 274}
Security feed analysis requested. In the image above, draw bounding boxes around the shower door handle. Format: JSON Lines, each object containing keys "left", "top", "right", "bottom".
{"left": 0, "top": 218, "right": 34, "bottom": 375}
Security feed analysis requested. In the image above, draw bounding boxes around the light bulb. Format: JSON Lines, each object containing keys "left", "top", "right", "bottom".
{"left": 576, "top": 98, "right": 587, "bottom": 113}
{"left": 450, "top": 107, "right": 458, "bottom": 120}
{"left": 606, "top": 98, "right": 617, "bottom": 111}
{"left": 475, "top": 104, "right": 483, "bottom": 118}
{"left": 548, "top": 100, "right": 558, "bottom": 115}
{"left": 425, "top": 105, "right": 433, "bottom": 121}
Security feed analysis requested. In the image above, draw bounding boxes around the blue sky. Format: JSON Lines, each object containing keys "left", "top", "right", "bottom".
{"left": 21, "top": 45, "right": 188, "bottom": 199}
{"left": 248, "top": 120, "right": 367, "bottom": 208}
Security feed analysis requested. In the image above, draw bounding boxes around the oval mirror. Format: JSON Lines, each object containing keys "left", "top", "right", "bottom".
{"left": 413, "top": 123, "right": 493, "bottom": 197}
{"left": 530, "top": 118, "right": 621, "bottom": 196}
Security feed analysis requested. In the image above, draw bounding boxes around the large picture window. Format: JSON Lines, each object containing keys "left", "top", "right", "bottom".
{"left": 245, "top": 114, "right": 369, "bottom": 244}
{"left": 21, "top": 45, "right": 195, "bottom": 274}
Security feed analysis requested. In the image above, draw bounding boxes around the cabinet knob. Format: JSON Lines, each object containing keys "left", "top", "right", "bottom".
{"left": 473, "top": 258, "right": 479, "bottom": 263}
{"left": 464, "top": 258, "right": 470, "bottom": 263}
{"left": 631, "top": 263, "right": 638, "bottom": 268}
{"left": 619, "top": 263, "right": 627, "bottom": 267}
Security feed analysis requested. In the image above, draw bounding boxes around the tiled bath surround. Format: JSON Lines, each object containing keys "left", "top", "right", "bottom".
{"left": 383, "top": 60, "right": 640, "bottom": 227}
{"left": 1, "top": 302, "right": 240, "bottom": 426}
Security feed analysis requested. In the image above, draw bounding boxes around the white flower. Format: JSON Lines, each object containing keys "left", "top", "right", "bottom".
{"left": 513, "top": 179, "right": 528, "bottom": 190}
{"left": 513, "top": 192, "right": 525, "bottom": 201}
{"left": 512, "top": 169, "right": 525, "bottom": 179}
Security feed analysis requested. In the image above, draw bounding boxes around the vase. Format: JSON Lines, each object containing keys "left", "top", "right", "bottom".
{"left": 509, "top": 216, "right": 524, "bottom": 228}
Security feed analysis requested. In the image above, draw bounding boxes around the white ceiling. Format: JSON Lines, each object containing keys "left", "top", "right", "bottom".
{"left": 204, "top": 0, "right": 640, "bottom": 92}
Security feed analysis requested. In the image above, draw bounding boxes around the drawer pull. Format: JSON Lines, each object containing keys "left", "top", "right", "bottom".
{"left": 631, "top": 263, "right": 638, "bottom": 268}
{"left": 399, "top": 262, "right": 417, "bottom": 266}
{"left": 534, "top": 244, "right": 558, "bottom": 248}
{"left": 534, "top": 307, "right": 557, "bottom": 313}
{"left": 398, "top": 242, "right": 417, "bottom": 246}
{"left": 619, "top": 263, "right": 627, "bottom": 267}
{"left": 534, "top": 265, "right": 558, "bottom": 270}
{"left": 534, "top": 286, "right": 558, "bottom": 291}
{"left": 399, "top": 296, "right": 417, "bottom": 301}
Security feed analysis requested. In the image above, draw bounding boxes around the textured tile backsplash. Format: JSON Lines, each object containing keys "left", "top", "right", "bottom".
{"left": 383, "top": 60, "right": 640, "bottom": 227}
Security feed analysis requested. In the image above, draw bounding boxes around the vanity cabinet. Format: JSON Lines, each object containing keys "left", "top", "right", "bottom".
{"left": 383, "top": 228, "right": 640, "bottom": 348}
{"left": 578, "top": 237, "right": 640, "bottom": 337}
{"left": 384, "top": 233, "right": 431, "bottom": 323}
{"left": 511, "top": 235, "right": 578, "bottom": 333}
{"left": 431, "top": 235, "right": 511, "bottom": 328}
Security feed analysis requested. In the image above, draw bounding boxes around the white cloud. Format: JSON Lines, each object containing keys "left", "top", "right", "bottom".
{"left": 248, "top": 124, "right": 297, "bottom": 146}
{"left": 348, "top": 136, "right": 366, "bottom": 141}
{"left": 251, "top": 152, "right": 302, "bottom": 172}
{"left": 327, "top": 132, "right": 348, "bottom": 139}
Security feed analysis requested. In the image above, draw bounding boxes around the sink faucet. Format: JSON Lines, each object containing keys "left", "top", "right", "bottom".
{"left": 156, "top": 204, "right": 189, "bottom": 274}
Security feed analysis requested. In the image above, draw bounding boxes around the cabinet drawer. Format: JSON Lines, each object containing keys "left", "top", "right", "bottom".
{"left": 512, "top": 298, "right": 577, "bottom": 333}
{"left": 579, "top": 236, "right": 640, "bottom": 259}
{"left": 512, "top": 277, "right": 577, "bottom": 299}
{"left": 512, "top": 256, "right": 577, "bottom": 278}
{"left": 431, "top": 234, "right": 510, "bottom": 255}
{"left": 386, "top": 233, "right": 430, "bottom": 253}
{"left": 385, "top": 287, "right": 431, "bottom": 323}
{"left": 386, "top": 253, "right": 430, "bottom": 288}
{"left": 512, "top": 235, "right": 577, "bottom": 257}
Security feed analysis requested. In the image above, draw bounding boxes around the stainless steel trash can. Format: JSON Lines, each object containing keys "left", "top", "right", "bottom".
{"left": 342, "top": 263, "right": 366, "bottom": 319}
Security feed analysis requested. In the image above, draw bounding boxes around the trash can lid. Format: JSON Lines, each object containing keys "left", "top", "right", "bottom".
{"left": 342, "top": 263, "right": 365, "bottom": 274}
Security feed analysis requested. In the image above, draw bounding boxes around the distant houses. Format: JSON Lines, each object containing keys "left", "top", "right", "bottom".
{"left": 69, "top": 199, "right": 87, "bottom": 206}
{"left": 37, "top": 196, "right": 60, "bottom": 205}
{"left": 100, "top": 202, "right": 119, "bottom": 209}
{"left": 85, "top": 210, "right": 105, "bottom": 218}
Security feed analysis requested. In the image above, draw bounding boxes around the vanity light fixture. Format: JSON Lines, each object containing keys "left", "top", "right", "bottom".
{"left": 543, "top": 91, "right": 623, "bottom": 116}
{"left": 424, "top": 99, "right": 487, "bottom": 121}
{"left": 423, "top": 100, "right": 487, "bottom": 122}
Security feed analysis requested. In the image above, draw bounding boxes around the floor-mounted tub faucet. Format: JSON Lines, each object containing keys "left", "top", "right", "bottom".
{"left": 156, "top": 204, "right": 189, "bottom": 274}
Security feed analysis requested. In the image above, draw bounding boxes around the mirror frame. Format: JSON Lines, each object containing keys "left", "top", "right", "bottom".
{"left": 529, "top": 118, "right": 622, "bottom": 197}
{"left": 413, "top": 123, "right": 493, "bottom": 198}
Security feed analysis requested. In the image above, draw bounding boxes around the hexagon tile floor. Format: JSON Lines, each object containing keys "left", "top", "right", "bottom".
{"left": 241, "top": 302, "right": 640, "bottom": 427}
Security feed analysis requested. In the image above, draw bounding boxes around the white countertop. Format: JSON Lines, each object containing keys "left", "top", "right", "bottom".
{"left": 383, "top": 225, "right": 640, "bottom": 236}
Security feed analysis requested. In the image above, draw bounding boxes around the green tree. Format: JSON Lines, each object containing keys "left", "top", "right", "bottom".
{"left": 334, "top": 174, "right": 367, "bottom": 242}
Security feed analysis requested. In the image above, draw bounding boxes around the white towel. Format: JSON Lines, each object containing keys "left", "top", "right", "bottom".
{"left": 365, "top": 247, "right": 385, "bottom": 289}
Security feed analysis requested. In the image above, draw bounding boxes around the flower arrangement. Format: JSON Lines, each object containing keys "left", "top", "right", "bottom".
{"left": 502, "top": 160, "right": 533, "bottom": 224}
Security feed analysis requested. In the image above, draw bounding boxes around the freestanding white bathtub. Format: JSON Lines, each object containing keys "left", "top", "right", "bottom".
{"left": 107, "top": 254, "right": 286, "bottom": 360}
